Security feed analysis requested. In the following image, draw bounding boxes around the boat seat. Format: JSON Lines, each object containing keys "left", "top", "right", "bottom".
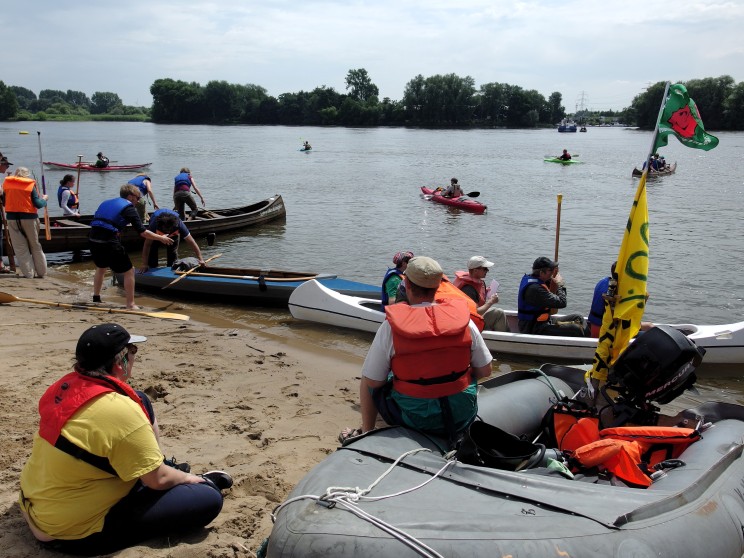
{"left": 54, "top": 219, "right": 87, "bottom": 227}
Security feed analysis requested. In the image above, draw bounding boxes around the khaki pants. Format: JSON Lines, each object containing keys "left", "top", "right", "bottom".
{"left": 8, "top": 218, "right": 47, "bottom": 278}
{"left": 483, "top": 307, "right": 509, "bottom": 332}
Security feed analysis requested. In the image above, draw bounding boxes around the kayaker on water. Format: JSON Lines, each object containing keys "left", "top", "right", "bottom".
{"left": 302, "top": 141, "right": 312, "bottom": 150}
{"left": 558, "top": 149, "right": 572, "bottom": 161}
{"left": 94, "top": 152, "right": 110, "bottom": 168}
{"left": 443, "top": 177, "right": 464, "bottom": 198}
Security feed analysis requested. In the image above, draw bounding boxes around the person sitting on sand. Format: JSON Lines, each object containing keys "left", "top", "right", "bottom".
{"left": 18, "top": 323, "right": 232, "bottom": 556}
{"left": 340, "top": 256, "right": 493, "bottom": 446}
{"left": 94, "top": 152, "right": 110, "bottom": 168}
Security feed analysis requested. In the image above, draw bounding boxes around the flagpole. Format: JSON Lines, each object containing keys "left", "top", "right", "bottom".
{"left": 641, "top": 81, "right": 671, "bottom": 177}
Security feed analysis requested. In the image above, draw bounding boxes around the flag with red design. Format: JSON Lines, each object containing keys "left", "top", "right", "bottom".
{"left": 654, "top": 83, "right": 718, "bottom": 151}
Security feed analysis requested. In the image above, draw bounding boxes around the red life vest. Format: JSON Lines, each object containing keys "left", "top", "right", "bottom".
{"left": 436, "top": 276, "right": 485, "bottom": 331}
{"left": 38, "top": 371, "right": 151, "bottom": 447}
{"left": 387, "top": 298, "right": 473, "bottom": 398}
{"left": 453, "top": 271, "right": 486, "bottom": 306}
{"left": 3, "top": 176, "right": 37, "bottom": 214}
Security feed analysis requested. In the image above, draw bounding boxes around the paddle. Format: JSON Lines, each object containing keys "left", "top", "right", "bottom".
{"left": 0, "top": 291, "right": 190, "bottom": 320}
{"left": 423, "top": 190, "right": 480, "bottom": 200}
{"left": 162, "top": 253, "right": 222, "bottom": 289}
{"left": 36, "top": 132, "right": 51, "bottom": 240}
{"left": 554, "top": 194, "right": 563, "bottom": 262}
{"left": 74, "top": 154, "right": 83, "bottom": 197}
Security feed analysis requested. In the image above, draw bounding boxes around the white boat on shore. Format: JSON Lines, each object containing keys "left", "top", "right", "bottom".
{"left": 287, "top": 280, "right": 744, "bottom": 364}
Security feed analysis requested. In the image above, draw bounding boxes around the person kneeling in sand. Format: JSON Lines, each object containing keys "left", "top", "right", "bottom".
{"left": 18, "top": 323, "right": 232, "bottom": 556}
{"left": 340, "top": 256, "right": 493, "bottom": 446}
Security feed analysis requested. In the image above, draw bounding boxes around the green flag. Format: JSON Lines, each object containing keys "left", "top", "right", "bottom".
{"left": 654, "top": 83, "right": 719, "bottom": 151}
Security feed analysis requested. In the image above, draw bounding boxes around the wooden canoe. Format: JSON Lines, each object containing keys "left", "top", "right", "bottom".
{"left": 288, "top": 279, "right": 744, "bottom": 364}
{"left": 39, "top": 195, "right": 286, "bottom": 253}
{"left": 43, "top": 161, "right": 152, "bottom": 172}
{"left": 632, "top": 162, "right": 677, "bottom": 177}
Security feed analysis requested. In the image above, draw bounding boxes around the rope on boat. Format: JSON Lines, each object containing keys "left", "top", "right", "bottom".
{"left": 270, "top": 447, "right": 453, "bottom": 558}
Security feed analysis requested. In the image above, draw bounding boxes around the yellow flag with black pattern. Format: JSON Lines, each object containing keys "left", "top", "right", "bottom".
{"left": 589, "top": 174, "right": 649, "bottom": 381}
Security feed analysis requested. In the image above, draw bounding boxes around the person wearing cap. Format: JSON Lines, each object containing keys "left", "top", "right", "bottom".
{"left": 381, "top": 250, "right": 413, "bottom": 306}
{"left": 443, "top": 177, "right": 464, "bottom": 198}
{"left": 139, "top": 208, "right": 205, "bottom": 272}
{"left": 90, "top": 184, "right": 174, "bottom": 309}
{"left": 0, "top": 154, "right": 12, "bottom": 273}
{"left": 19, "top": 323, "right": 230, "bottom": 555}
{"left": 454, "top": 255, "right": 509, "bottom": 332}
{"left": 517, "top": 256, "right": 586, "bottom": 337}
{"left": 127, "top": 172, "right": 159, "bottom": 224}
{"left": 94, "top": 152, "right": 110, "bottom": 168}
{"left": 2, "top": 166, "right": 48, "bottom": 279}
{"left": 341, "top": 256, "right": 493, "bottom": 445}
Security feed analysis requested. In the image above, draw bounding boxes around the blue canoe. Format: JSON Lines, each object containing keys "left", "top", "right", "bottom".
{"left": 132, "top": 265, "right": 379, "bottom": 307}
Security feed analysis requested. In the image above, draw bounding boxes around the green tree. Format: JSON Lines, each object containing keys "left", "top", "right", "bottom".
{"left": 9, "top": 86, "right": 36, "bottom": 111}
{"left": 0, "top": 81, "right": 19, "bottom": 120}
{"left": 547, "top": 92, "right": 565, "bottom": 124}
{"left": 204, "top": 80, "right": 242, "bottom": 123}
{"left": 65, "top": 90, "right": 92, "bottom": 110}
{"left": 345, "top": 68, "right": 379, "bottom": 103}
{"left": 723, "top": 82, "right": 744, "bottom": 129}
{"left": 150, "top": 79, "right": 206, "bottom": 122}
{"left": 684, "top": 75, "right": 734, "bottom": 130}
{"left": 627, "top": 81, "right": 668, "bottom": 128}
{"left": 91, "top": 91, "right": 123, "bottom": 114}
{"left": 402, "top": 73, "right": 475, "bottom": 125}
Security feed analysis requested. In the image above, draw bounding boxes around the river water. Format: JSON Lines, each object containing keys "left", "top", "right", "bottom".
{"left": 2, "top": 122, "right": 743, "bottom": 401}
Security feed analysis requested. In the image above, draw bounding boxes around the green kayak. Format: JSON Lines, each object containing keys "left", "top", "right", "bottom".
{"left": 544, "top": 157, "right": 582, "bottom": 165}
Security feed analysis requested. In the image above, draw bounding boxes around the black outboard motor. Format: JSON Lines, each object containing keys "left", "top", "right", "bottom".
{"left": 602, "top": 325, "right": 705, "bottom": 425}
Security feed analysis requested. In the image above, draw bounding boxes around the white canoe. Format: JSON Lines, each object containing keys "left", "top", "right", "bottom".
{"left": 287, "top": 280, "right": 744, "bottom": 364}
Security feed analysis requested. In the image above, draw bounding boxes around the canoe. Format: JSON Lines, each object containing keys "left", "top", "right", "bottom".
{"left": 266, "top": 362, "right": 744, "bottom": 558}
{"left": 43, "top": 161, "right": 152, "bottom": 172}
{"left": 632, "top": 162, "right": 677, "bottom": 177}
{"left": 133, "top": 266, "right": 379, "bottom": 307}
{"left": 287, "top": 279, "right": 744, "bottom": 364}
{"left": 420, "top": 187, "right": 487, "bottom": 214}
{"left": 544, "top": 157, "right": 582, "bottom": 165}
{"left": 39, "top": 195, "right": 286, "bottom": 253}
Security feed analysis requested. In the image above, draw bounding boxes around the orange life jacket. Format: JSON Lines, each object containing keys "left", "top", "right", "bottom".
{"left": 453, "top": 271, "right": 486, "bottom": 305}
{"left": 2, "top": 176, "right": 37, "bottom": 214}
{"left": 387, "top": 298, "right": 473, "bottom": 398}
{"left": 436, "top": 276, "right": 485, "bottom": 331}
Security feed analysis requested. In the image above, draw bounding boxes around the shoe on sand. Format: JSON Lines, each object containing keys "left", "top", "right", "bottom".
{"left": 202, "top": 470, "right": 233, "bottom": 490}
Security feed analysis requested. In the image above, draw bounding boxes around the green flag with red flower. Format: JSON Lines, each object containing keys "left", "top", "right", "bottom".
{"left": 654, "top": 83, "right": 719, "bottom": 151}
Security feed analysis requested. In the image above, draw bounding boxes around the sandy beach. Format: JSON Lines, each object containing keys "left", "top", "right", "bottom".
{"left": 0, "top": 269, "right": 371, "bottom": 557}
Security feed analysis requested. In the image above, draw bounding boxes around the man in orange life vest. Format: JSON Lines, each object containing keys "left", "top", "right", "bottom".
{"left": 454, "top": 255, "right": 509, "bottom": 332}
{"left": 341, "top": 256, "right": 493, "bottom": 443}
{"left": 517, "top": 256, "right": 586, "bottom": 337}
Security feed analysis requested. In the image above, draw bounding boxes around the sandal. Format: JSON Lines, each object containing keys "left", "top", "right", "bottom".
{"left": 0, "top": 267, "right": 11, "bottom": 274}
{"left": 338, "top": 427, "right": 363, "bottom": 444}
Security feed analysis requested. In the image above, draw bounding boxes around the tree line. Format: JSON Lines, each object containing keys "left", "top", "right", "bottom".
{"left": 1, "top": 70, "right": 742, "bottom": 129}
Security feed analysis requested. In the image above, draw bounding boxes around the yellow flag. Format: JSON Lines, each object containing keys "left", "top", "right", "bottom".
{"left": 589, "top": 174, "right": 649, "bottom": 381}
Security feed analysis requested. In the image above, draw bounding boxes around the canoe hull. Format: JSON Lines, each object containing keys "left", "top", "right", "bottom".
{"left": 39, "top": 195, "right": 286, "bottom": 253}
{"left": 287, "top": 280, "right": 744, "bottom": 364}
{"left": 420, "top": 187, "right": 487, "bottom": 214}
{"left": 43, "top": 161, "right": 152, "bottom": 172}
{"left": 633, "top": 162, "right": 677, "bottom": 177}
{"left": 544, "top": 157, "right": 581, "bottom": 164}
{"left": 267, "top": 365, "right": 744, "bottom": 558}
{"left": 133, "top": 266, "right": 379, "bottom": 307}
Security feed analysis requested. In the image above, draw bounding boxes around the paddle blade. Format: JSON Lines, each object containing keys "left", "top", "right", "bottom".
{"left": 0, "top": 291, "right": 19, "bottom": 304}
{"left": 466, "top": 191, "right": 480, "bottom": 198}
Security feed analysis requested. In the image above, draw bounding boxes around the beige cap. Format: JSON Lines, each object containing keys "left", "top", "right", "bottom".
{"left": 468, "top": 255, "right": 494, "bottom": 269}
{"left": 405, "top": 256, "right": 443, "bottom": 288}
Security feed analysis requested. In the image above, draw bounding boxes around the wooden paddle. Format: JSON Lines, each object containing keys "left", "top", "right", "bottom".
{"left": 545, "top": 154, "right": 580, "bottom": 158}
{"left": 36, "top": 132, "right": 51, "bottom": 240}
{"left": 173, "top": 270, "right": 320, "bottom": 282}
{"left": 162, "top": 253, "right": 222, "bottom": 289}
{"left": 555, "top": 193, "right": 563, "bottom": 262}
{"left": 74, "top": 154, "right": 83, "bottom": 196}
{"left": 0, "top": 291, "right": 190, "bottom": 320}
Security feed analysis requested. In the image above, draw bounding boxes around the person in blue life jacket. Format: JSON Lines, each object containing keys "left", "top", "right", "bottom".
{"left": 588, "top": 261, "right": 654, "bottom": 338}
{"left": 94, "top": 152, "right": 110, "bottom": 168}
{"left": 517, "top": 256, "right": 586, "bottom": 337}
{"left": 127, "top": 173, "right": 159, "bottom": 224}
{"left": 381, "top": 250, "right": 413, "bottom": 306}
{"left": 558, "top": 149, "right": 572, "bottom": 161}
{"left": 57, "top": 175, "right": 80, "bottom": 217}
{"left": 139, "top": 209, "right": 204, "bottom": 272}
{"left": 173, "top": 167, "right": 205, "bottom": 221}
{"left": 89, "top": 184, "right": 174, "bottom": 309}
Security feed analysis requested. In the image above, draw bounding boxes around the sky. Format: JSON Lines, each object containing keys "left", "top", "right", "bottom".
{"left": 4, "top": 0, "right": 743, "bottom": 112}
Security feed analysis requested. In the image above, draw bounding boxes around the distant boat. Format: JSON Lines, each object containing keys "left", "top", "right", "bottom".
{"left": 558, "top": 120, "right": 577, "bottom": 133}
{"left": 579, "top": 126, "right": 587, "bottom": 132}
{"left": 632, "top": 162, "right": 677, "bottom": 178}
{"left": 44, "top": 161, "right": 151, "bottom": 172}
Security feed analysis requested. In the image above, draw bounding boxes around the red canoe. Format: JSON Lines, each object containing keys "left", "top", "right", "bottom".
{"left": 43, "top": 161, "right": 152, "bottom": 172}
{"left": 420, "top": 187, "right": 487, "bottom": 214}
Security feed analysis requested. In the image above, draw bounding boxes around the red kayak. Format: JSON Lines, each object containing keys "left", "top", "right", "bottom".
{"left": 43, "top": 161, "right": 152, "bottom": 172}
{"left": 420, "top": 187, "right": 487, "bottom": 214}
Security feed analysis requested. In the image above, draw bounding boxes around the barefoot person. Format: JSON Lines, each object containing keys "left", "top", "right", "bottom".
{"left": 89, "top": 184, "right": 173, "bottom": 309}
{"left": 19, "top": 323, "right": 231, "bottom": 556}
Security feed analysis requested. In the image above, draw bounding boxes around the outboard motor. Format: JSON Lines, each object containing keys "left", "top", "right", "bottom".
{"left": 601, "top": 325, "right": 705, "bottom": 425}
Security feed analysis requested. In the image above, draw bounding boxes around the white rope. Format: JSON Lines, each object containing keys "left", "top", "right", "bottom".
{"left": 271, "top": 447, "right": 454, "bottom": 558}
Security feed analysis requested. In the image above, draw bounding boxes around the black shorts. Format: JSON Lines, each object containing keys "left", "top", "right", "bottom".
{"left": 90, "top": 240, "right": 132, "bottom": 273}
